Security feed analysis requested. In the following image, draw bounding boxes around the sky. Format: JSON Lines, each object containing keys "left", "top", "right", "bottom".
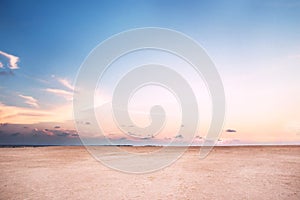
{"left": 0, "top": 0, "right": 300, "bottom": 145}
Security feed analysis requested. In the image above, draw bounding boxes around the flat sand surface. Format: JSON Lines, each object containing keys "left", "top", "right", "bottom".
{"left": 0, "top": 146, "right": 299, "bottom": 199}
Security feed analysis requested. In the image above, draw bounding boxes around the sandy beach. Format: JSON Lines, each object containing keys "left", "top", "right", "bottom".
{"left": 0, "top": 146, "right": 299, "bottom": 199}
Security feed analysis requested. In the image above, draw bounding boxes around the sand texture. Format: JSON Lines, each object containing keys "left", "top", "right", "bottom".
{"left": 0, "top": 146, "right": 299, "bottom": 199}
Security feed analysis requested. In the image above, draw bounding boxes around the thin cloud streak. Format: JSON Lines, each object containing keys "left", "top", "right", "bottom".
{"left": 57, "top": 78, "right": 74, "bottom": 91}
{"left": 0, "top": 102, "right": 72, "bottom": 124}
{"left": 45, "top": 88, "right": 73, "bottom": 100}
{"left": 45, "top": 77, "right": 74, "bottom": 101}
{"left": 19, "top": 94, "right": 39, "bottom": 108}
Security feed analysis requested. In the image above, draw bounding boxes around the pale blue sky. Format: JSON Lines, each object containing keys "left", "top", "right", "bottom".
{"left": 0, "top": 0, "right": 299, "bottom": 145}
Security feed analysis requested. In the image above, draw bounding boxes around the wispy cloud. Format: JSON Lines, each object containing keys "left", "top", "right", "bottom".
{"left": 19, "top": 94, "right": 39, "bottom": 108}
{"left": 0, "top": 50, "right": 19, "bottom": 69}
{"left": 0, "top": 102, "right": 72, "bottom": 124}
{"left": 0, "top": 102, "right": 49, "bottom": 124}
{"left": 45, "top": 76, "right": 75, "bottom": 100}
{"left": 57, "top": 78, "right": 74, "bottom": 91}
{"left": 45, "top": 88, "right": 73, "bottom": 100}
{"left": 0, "top": 62, "right": 3, "bottom": 68}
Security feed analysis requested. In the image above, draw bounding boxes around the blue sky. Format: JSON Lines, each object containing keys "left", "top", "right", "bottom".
{"left": 0, "top": 0, "right": 300, "bottom": 145}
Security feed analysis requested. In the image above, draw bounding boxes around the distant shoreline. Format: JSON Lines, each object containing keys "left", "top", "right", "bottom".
{"left": 1, "top": 144, "right": 299, "bottom": 148}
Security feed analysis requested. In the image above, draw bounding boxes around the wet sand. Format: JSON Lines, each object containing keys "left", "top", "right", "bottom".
{"left": 0, "top": 146, "right": 299, "bottom": 199}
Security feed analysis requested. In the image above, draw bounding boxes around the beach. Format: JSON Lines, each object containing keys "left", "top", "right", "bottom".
{"left": 0, "top": 146, "right": 299, "bottom": 199}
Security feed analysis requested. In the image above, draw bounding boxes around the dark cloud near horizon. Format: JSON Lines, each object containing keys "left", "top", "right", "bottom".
{"left": 175, "top": 134, "right": 183, "bottom": 139}
{"left": 226, "top": 129, "right": 237, "bottom": 133}
{"left": 29, "top": 127, "right": 79, "bottom": 139}
{"left": 140, "top": 137, "right": 151, "bottom": 140}
{"left": 54, "top": 126, "right": 60, "bottom": 129}
{"left": 46, "top": 129, "right": 78, "bottom": 137}
{"left": 0, "top": 123, "right": 9, "bottom": 127}
{"left": 0, "top": 123, "right": 82, "bottom": 145}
